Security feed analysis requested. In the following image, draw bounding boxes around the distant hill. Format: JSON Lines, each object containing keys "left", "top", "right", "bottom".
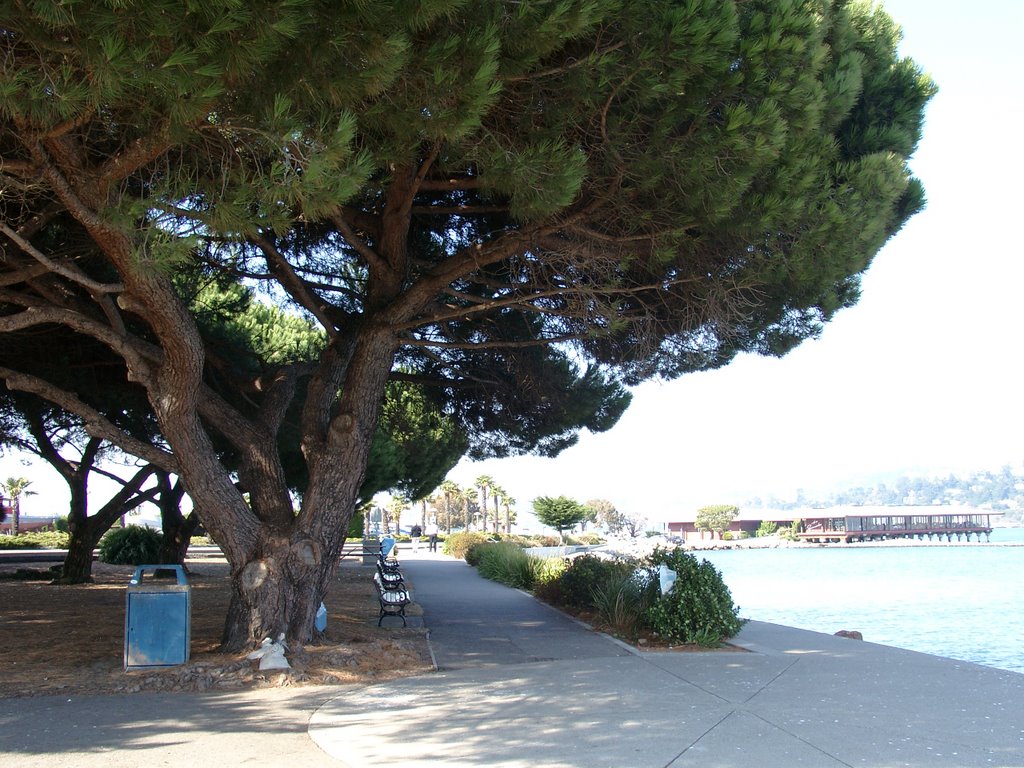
{"left": 745, "top": 466, "right": 1024, "bottom": 525}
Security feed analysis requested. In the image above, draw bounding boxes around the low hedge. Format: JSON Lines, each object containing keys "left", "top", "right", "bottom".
{"left": 0, "top": 531, "right": 70, "bottom": 549}
{"left": 465, "top": 542, "right": 743, "bottom": 647}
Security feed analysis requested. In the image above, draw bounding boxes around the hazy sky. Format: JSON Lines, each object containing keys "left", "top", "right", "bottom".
{"left": 4, "top": 1, "right": 1022, "bottom": 526}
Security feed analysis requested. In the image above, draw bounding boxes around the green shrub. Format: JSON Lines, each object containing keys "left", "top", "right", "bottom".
{"left": 644, "top": 547, "right": 743, "bottom": 646}
{"left": 475, "top": 542, "right": 538, "bottom": 589}
{"left": 98, "top": 526, "right": 163, "bottom": 565}
{"left": 464, "top": 539, "right": 490, "bottom": 567}
{"left": 554, "top": 554, "right": 636, "bottom": 611}
{"left": 755, "top": 520, "right": 778, "bottom": 538}
{"left": 0, "top": 531, "right": 70, "bottom": 549}
{"left": 722, "top": 531, "right": 733, "bottom": 541}
{"left": 443, "top": 531, "right": 492, "bottom": 560}
{"left": 591, "top": 569, "right": 657, "bottom": 639}
{"left": 532, "top": 555, "right": 566, "bottom": 584}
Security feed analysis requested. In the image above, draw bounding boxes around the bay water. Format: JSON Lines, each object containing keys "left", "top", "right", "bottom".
{"left": 696, "top": 528, "right": 1024, "bottom": 675}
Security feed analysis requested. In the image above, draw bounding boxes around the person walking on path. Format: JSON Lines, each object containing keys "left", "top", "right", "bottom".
{"left": 425, "top": 520, "right": 439, "bottom": 552}
{"left": 410, "top": 523, "right": 422, "bottom": 552}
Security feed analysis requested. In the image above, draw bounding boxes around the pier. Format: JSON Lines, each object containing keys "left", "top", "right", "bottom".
{"left": 798, "top": 511, "right": 998, "bottom": 544}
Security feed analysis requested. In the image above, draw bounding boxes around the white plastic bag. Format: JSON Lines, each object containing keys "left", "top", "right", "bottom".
{"left": 658, "top": 563, "right": 677, "bottom": 595}
{"left": 246, "top": 634, "right": 291, "bottom": 670}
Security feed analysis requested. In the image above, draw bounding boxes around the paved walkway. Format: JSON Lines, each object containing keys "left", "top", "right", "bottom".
{"left": 2, "top": 548, "right": 1023, "bottom": 767}
{"left": 311, "top": 549, "right": 1024, "bottom": 767}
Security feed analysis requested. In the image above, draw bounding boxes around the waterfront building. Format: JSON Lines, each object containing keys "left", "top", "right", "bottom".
{"left": 665, "top": 505, "right": 1001, "bottom": 544}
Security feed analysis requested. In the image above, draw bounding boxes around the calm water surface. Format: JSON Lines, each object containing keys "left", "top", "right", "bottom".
{"left": 696, "top": 528, "right": 1024, "bottom": 675}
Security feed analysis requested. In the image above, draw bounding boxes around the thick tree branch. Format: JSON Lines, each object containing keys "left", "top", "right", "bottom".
{"left": 0, "top": 158, "right": 35, "bottom": 176}
{"left": 252, "top": 235, "right": 339, "bottom": 336}
{"left": 0, "top": 302, "right": 155, "bottom": 382}
{"left": 0, "top": 367, "right": 179, "bottom": 473}
{"left": 329, "top": 209, "right": 385, "bottom": 272}
{"left": 0, "top": 264, "right": 52, "bottom": 287}
{"left": 38, "top": 110, "right": 96, "bottom": 141}
{"left": 383, "top": 222, "right": 560, "bottom": 324}
{"left": 97, "top": 132, "right": 172, "bottom": 184}
{"left": 0, "top": 298, "right": 268, "bottom": 455}
{"left": 91, "top": 465, "right": 162, "bottom": 530}
{"left": 23, "top": 408, "right": 80, "bottom": 485}
{"left": 0, "top": 221, "right": 125, "bottom": 294}
{"left": 403, "top": 142, "right": 441, "bottom": 219}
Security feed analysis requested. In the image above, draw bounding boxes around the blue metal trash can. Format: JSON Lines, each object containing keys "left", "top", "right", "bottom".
{"left": 124, "top": 564, "right": 191, "bottom": 670}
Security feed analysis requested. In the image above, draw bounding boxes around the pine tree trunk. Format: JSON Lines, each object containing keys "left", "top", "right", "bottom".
{"left": 59, "top": 487, "right": 95, "bottom": 583}
{"left": 215, "top": 330, "right": 395, "bottom": 652}
{"left": 156, "top": 473, "right": 194, "bottom": 566}
{"left": 219, "top": 529, "right": 329, "bottom": 651}
{"left": 59, "top": 518, "right": 104, "bottom": 584}
{"left": 59, "top": 466, "right": 157, "bottom": 583}
{"left": 159, "top": 511, "right": 199, "bottom": 566}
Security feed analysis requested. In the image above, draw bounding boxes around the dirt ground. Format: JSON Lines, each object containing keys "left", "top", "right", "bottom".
{"left": 0, "top": 555, "right": 433, "bottom": 699}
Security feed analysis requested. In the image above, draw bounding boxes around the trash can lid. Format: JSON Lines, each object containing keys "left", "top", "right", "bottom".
{"left": 130, "top": 564, "right": 188, "bottom": 586}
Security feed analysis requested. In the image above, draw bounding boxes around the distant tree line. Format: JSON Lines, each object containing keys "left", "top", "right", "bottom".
{"left": 746, "top": 466, "right": 1024, "bottom": 523}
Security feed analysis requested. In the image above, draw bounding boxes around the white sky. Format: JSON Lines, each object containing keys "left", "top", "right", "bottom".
{"left": 5, "top": 1, "right": 1023, "bottom": 527}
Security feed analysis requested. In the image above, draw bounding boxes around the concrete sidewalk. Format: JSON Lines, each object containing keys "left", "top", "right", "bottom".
{"left": 311, "top": 549, "right": 1024, "bottom": 767}
{"left": 2, "top": 549, "right": 1022, "bottom": 767}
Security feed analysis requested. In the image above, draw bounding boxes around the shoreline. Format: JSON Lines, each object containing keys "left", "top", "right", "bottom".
{"left": 682, "top": 536, "right": 1024, "bottom": 551}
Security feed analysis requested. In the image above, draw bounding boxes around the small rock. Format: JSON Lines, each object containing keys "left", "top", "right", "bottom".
{"left": 834, "top": 630, "right": 863, "bottom": 640}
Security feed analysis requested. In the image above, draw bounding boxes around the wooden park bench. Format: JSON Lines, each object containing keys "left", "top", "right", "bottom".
{"left": 376, "top": 561, "right": 405, "bottom": 590}
{"left": 373, "top": 571, "right": 411, "bottom": 627}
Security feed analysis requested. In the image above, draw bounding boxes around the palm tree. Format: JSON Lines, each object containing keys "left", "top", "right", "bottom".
{"left": 475, "top": 475, "right": 493, "bottom": 533}
{"left": 461, "top": 487, "right": 476, "bottom": 531}
{"left": 501, "top": 492, "right": 517, "bottom": 535}
{"left": 2, "top": 477, "right": 36, "bottom": 536}
{"left": 490, "top": 483, "right": 504, "bottom": 535}
{"left": 438, "top": 480, "right": 460, "bottom": 534}
{"left": 386, "top": 495, "right": 409, "bottom": 535}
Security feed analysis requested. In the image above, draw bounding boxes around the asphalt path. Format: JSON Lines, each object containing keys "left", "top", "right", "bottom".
{"left": 402, "top": 550, "right": 631, "bottom": 670}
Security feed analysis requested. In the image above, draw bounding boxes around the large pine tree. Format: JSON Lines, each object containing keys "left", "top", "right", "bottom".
{"left": 0, "top": 1, "right": 935, "bottom": 650}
